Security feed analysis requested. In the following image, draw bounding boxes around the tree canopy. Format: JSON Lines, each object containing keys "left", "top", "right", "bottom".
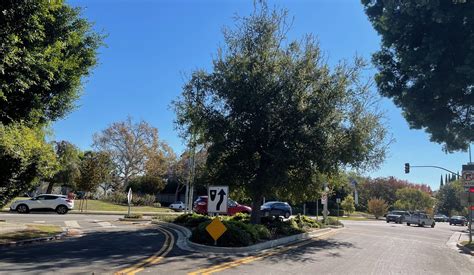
{"left": 0, "top": 124, "right": 58, "bottom": 207}
{"left": 0, "top": 0, "right": 102, "bottom": 206}
{"left": 0, "top": 0, "right": 103, "bottom": 126}
{"left": 175, "top": 3, "right": 389, "bottom": 223}
{"left": 93, "top": 117, "right": 175, "bottom": 188}
{"left": 362, "top": 0, "right": 474, "bottom": 151}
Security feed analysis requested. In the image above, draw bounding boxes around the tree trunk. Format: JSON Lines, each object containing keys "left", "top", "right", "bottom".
{"left": 46, "top": 182, "right": 55, "bottom": 194}
{"left": 250, "top": 194, "right": 263, "bottom": 224}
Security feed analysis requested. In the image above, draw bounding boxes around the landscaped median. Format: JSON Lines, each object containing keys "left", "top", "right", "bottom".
{"left": 153, "top": 213, "right": 343, "bottom": 253}
{"left": 0, "top": 222, "right": 65, "bottom": 247}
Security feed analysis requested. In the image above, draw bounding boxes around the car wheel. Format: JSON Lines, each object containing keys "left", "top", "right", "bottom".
{"left": 56, "top": 205, "right": 68, "bottom": 214}
{"left": 284, "top": 212, "right": 290, "bottom": 219}
{"left": 407, "top": 223, "right": 410, "bottom": 226}
{"left": 386, "top": 220, "right": 389, "bottom": 223}
{"left": 431, "top": 223, "right": 435, "bottom": 228}
{"left": 449, "top": 222, "right": 452, "bottom": 225}
{"left": 16, "top": 204, "right": 29, "bottom": 214}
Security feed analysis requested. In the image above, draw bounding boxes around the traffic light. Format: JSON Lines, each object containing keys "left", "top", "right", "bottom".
{"left": 405, "top": 163, "right": 410, "bottom": 174}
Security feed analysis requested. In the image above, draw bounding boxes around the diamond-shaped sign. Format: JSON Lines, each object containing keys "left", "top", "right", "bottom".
{"left": 206, "top": 217, "right": 227, "bottom": 241}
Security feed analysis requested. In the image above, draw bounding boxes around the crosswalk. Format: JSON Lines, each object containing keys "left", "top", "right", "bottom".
{"left": 32, "top": 219, "right": 117, "bottom": 229}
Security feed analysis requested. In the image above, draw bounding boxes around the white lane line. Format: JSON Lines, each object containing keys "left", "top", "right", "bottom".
{"left": 33, "top": 221, "right": 46, "bottom": 223}
{"left": 97, "top": 221, "right": 116, "bottom": 228}
{"left": 64, "top": 220, "right": 81, "bottom": 228}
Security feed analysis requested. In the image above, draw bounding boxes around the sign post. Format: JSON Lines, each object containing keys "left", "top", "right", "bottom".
{"left": 127, "top": 188, "right": 132, "bottom": 217}
{"left": 336, "top": 198, "right": 341, "bottom": 220}
{"left": 462, "top": 164, "right": 474, "bottom": 243}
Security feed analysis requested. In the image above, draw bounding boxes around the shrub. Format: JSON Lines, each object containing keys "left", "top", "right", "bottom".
{"left": 341, "top": 195, "right": 355, "bottom": 215}
{"left": 254, "top": 224, "right": 271, "bottom": 240}
{"left": 264, "top": 218, "right": 304, "bottom": 238}
{"left": 124, "top": 213, "right": 143, "bottom": 219}
{"left": 152, "top": 214, "right": 176, "bottom": 223}
{"left": 229, "top": 212, "right": 250, "bottom": 222}
{"left": 294, "top": 214, "right": 320, "bottom": 230}
{"left": 174, "top": 213, "right": 211, "bottom": 228}
{"left": 190, "top": 219, "right": 262, "bottom": 247}
{"left": 367, "top": 198, "right": 388, "bottom": 219}
{"left": 322, "top": 216, "right": 343, "bottom": 227}
{"left": 153, "top": 202, "right": 162, "bottom": 208}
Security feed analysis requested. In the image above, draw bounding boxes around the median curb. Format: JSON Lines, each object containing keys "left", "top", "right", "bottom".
{"left": 154, "top": 221, "right": 343, "bottom": 254}
{"left": 456, "top": 243, "right": 474, "bottom": 256}
{"left": 0, "top": 230, "right": 68, "bottom": 248}
{"left": 1, "top": 209, "right": 179, "bottom": 216}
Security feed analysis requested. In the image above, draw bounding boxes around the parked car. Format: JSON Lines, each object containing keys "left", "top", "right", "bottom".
{"left": 10, "top": 194, "right": 74, "bottom": 214}
{"left": 169, "top": 201, "right": 185, "bottom": 211}
{"left": 405, "top": 213, "right": 435, "bottom": 228}
{"left": 260, "top": 201, "right": 292, "bottom": 219}
{"left": 434, "top": 214, "right": 449, "bottom": 222}
{"left": 193, "top": 196, "right": 252, "bottom": 215}
{"left": 449, "top": 216, "right": 467, "bottom": 226}
{"left": 386, "top": 210, "right": 410, "bottom": 224}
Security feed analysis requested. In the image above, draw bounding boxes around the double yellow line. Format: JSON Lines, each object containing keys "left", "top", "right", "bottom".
{"left": 115, "top": 226, "right": 175, "bottom": 275}
{"left": 188, "top": 230, "right": 340, "bottom": 275}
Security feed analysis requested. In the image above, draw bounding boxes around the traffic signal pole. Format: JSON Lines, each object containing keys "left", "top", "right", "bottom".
{"left": 405, "top": 164, "right": 460, "bottom": 177}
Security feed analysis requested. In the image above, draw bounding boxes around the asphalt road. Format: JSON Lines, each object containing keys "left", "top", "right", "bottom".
{"left": 0, "top": 213, "right": 126, "bottom": 232}
{"left": 1, "top": 216, "right": 473, "bottom": 274}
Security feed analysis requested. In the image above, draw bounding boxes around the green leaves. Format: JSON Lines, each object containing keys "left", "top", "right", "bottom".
{"left": 0, "top": 0, "right": 103, "bottom": 126}
{"left": 362, "top": 0, "right": 474, "bottom": 151}
{"left": 0, "top": 123, "right": 58, "bottom": 207}
{"left": 175, "top": 3, "right": 389, "bottom": 213}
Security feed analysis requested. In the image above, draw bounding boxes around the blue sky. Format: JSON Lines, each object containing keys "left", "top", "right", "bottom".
{"left": 56, "top": 0, "right": 470, "bottom": 190}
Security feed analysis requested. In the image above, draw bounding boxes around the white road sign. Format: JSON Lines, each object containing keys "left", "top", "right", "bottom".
{"left": 127, "top": 188, "right": 132, "bottom": 205}
{"left": 462, "top": 170, "right": 474, "bottom": 186}
{"left": 207, "top": 186, "right": 228, "bottom": 214}
{"left": 321, "top": 194, "right": 328, "bottom": 205}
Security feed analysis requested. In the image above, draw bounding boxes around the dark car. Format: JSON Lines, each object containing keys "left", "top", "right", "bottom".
{"left": 434, "top": 214, "right": 449, "bottom": 222}
{"left": 193, "top": 196, "right": 252, "bottom": 215}
{"left": 386, "top": 210, "right": 409, "bottom": 224}
{"left": 260, "top": 201, "right": 292, "bottom": 219}
{"left": 449, "top": 216, "right": 467, "bottom": 226}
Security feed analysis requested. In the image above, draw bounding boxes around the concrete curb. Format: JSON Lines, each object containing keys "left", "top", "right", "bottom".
{"left": 118, "top": 218, "right": 152, "bottom": 222}
{"left": 456, "top": 243, "right": 474, "bottom": 256}
{"left": 154, "top": 221, "right": 342, "bottom": 254}
{"left": 0, "top": 230, "right": 68, "bottom": 248}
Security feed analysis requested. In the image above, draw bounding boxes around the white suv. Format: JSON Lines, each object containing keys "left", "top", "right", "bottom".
{"left": 10, "top": 194, "right": 74, "bottom": 214}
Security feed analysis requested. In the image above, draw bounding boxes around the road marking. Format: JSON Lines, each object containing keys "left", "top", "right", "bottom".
{"left": 64, "top": 220, "right": 81, "bottom": 228}
{"left": 115, "top": 226, "right": 175, "bottom": 275}
{"left": 188, "top": 231, "right": 339, "bottom": 275}
{"left": 98, "top": 222, "right": 116, "bottom": 228}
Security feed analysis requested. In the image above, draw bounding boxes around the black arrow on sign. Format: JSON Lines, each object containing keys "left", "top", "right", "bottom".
{"left": 216, "top": 189, "right": 226, "bottom": 211}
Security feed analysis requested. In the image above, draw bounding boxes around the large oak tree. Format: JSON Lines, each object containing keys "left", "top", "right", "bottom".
{"left": 175, "top": 3, "right": 389, "bottom": 223}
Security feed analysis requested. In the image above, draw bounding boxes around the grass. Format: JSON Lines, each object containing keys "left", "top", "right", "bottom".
{"left": 74, "top": 200, "right": 172, "bottom": 213}
{"left": 0, "top": 224, "right": 62, "bottom": 244}
{"left": 3, "top": 197, "right": 173, "bottom": 213}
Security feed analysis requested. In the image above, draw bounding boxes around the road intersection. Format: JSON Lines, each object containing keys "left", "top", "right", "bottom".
{"left": 0, "top": 214, "right": 473, "bottom": 274}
